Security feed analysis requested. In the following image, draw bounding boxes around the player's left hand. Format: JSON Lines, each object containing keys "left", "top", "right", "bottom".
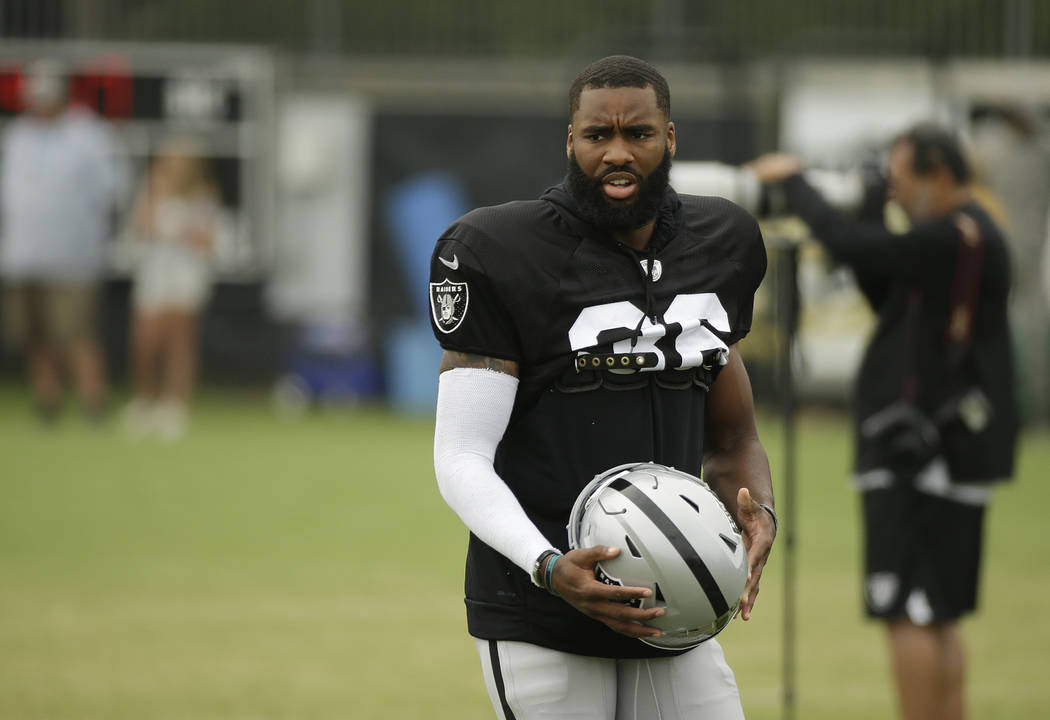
{"left": 735, "top": 487, "right": 776, "bottom": 621}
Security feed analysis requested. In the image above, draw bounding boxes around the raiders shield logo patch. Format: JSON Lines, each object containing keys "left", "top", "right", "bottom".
{"left": 430, "top": 279, "right": 469, "bottom": 334}
{"left": 595, "top": 564, "right": 642, "bottom": 608}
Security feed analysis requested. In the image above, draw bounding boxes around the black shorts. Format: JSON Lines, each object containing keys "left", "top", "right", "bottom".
{"left": 861, "top": 477, "right": 986, "bottom": 624}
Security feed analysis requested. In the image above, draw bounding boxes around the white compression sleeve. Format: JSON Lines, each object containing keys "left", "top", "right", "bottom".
{"left": 433, "top": 368, "right": 558, "bottom": 578}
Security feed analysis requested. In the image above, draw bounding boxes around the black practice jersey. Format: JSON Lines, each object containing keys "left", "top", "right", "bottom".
{"left": 429, "top": 182, "right": 766, "bottom": 658}
{"left": 782, "top": 174, "right": 1017, "bottom": 481}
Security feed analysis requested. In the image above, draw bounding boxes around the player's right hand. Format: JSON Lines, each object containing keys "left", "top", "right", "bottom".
{"left": 744, "top": 152, "right": 804, "bottom": 184}
{"left": 550, "top": 545, "right": 666, "bottom": 640}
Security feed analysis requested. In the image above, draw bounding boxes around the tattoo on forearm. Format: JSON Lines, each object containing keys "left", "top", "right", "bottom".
{"left": 440, "top": 351, "right": 519, "bottom": 377}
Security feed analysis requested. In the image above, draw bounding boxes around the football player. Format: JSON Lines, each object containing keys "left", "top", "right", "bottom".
{"left": 431, "top": 55, "right": 776, "bottom": 720}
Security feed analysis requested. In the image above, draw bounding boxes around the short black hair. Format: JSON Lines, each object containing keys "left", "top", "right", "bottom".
{"left": 568, "top": 55, "right": 671, "bottom": 121}
{"left": 893, "top": 123, "right": 972, "bottom": 185}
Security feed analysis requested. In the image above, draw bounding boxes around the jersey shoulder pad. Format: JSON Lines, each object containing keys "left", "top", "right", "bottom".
{"left": 445, "top": 199, "right": 553, "bottom": 245}
{"left": 678, "top": 193, "right": 766, "bottom": 289}
{"left": 678, "top": 194, "right": 758, "bottom": 233}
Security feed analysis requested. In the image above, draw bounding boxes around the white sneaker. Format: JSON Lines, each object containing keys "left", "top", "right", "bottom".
{"left": 121, "top": 398, "right": 155, "bottom": 438}
{"left": 152, "top": 400, "right": 189, "bottom": 442}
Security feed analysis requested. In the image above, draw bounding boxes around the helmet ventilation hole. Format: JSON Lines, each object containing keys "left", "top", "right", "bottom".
{"left": 719, "top": 533, "right": 738, "bottom": 552}
{"left": 624, "top": 534, "right": 642, "bottom": 558}
{"left": 654, "top": 583, "right": 665, "bottom": 603}
{"left": 680, "top": 495, "right": 700, "bottom": 513}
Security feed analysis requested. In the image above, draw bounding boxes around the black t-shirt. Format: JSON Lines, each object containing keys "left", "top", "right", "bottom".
{"left": 781, "top": 174, "right": 1018, "bottom": 481}
{"left": 428, "top": 182, "right": 766, "bottom": 658}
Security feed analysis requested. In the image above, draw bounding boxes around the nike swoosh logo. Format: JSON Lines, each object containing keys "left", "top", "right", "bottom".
{"left": 439, "top": 254, "right": 459, "bottom": 270}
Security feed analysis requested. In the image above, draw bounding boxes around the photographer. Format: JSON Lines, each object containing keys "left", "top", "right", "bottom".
{"left": 749, "top": 124, "right": 1017, "bottom": 720}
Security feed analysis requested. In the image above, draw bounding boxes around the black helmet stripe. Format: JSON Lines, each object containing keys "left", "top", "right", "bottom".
{"left": 608, "top": 476, "right": 730, "bottom": 617}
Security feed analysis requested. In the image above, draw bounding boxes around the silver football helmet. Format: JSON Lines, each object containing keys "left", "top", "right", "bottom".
{"left": 567, "top": 462, "right": 748, "bottom": 650}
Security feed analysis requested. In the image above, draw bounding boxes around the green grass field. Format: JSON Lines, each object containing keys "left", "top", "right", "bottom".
{"left": 1, "top": 384, "right": 1048, "bottom": 719}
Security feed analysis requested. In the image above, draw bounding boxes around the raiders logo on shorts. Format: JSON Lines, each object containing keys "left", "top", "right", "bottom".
{"left": 430, "top": 279, "right": 469, "bottom": 334}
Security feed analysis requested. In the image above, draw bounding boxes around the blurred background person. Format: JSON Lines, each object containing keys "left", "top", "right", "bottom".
{"left": 122, "top": 138, "right": 219, "bottom": 441}
{"left": 749, "top": 124, "right": 1018, "bottom": 720}
{"left": 0, "top": 58, "right": 126, "bottom": 423}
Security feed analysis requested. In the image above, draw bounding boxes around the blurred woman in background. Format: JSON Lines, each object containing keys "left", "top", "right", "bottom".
{"left": 122, "top": 138, "right": 219, "bottom": 440}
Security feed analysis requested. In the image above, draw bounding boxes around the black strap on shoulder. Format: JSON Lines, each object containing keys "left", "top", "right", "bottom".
{"left": 899, "top": 210, "right": 985, "bottom": 402}
{"left": 945, "top": 212, "right": 985, "bottom": 376}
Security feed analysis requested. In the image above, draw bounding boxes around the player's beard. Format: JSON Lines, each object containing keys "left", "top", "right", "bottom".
{"left": 566, "top": 147, "right": 672, "bottom": 234}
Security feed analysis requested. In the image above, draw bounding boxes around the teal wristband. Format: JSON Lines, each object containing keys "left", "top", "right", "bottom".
{"left": 543, "top": 552, "right": 563, "bottom": 596}
{"left": 531, "top": 549, "right": 560, "bottom": 590}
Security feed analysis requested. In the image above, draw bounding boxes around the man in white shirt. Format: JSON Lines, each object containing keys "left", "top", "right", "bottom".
{"left": 1, "top": 59, "right": 126, "bottom": 421}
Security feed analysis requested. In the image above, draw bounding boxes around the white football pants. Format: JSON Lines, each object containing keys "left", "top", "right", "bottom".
{"left": 476, "top": 638, "right": 745, "bottom": 720}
